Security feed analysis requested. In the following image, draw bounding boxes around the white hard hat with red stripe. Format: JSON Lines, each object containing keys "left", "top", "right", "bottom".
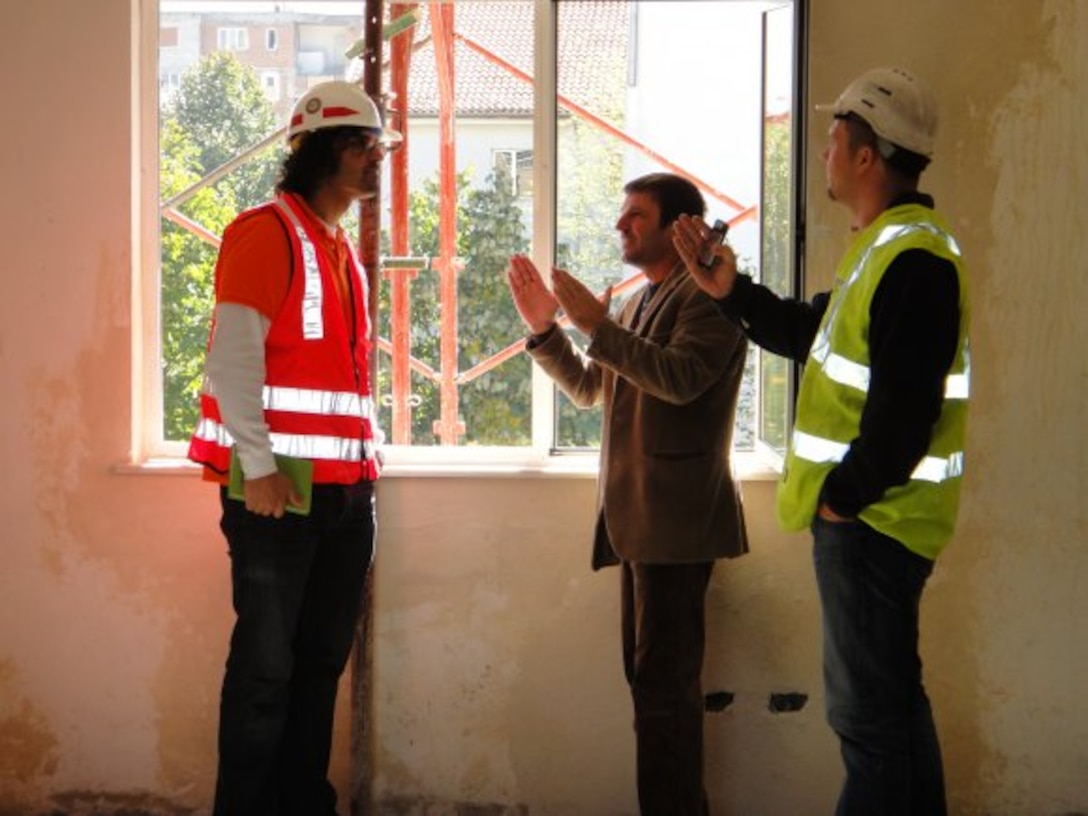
{"left": 287, "top": 80, "right": 401, "bottom": 149}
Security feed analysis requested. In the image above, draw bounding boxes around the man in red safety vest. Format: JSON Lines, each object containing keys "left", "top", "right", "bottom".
{"left": 189, "top": 80, "right": 399, "bottom": 816}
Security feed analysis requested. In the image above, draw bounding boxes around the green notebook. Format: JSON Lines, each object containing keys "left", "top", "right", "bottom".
{"left": 228, "top": 448, "right": 314, "bottom": 516}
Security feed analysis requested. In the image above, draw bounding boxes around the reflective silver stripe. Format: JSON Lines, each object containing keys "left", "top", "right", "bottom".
{"left": 273, "top": 198, "right": 325, "bottom": 340}
{"left": 792, "top": 429, "right": 964, "bottom": 483}
{"left": 911, "top": 452, "right": 964, "bottom": 482}
{"left": 945, "top": 373, "right": 969, "bottom": 399}
{"left": 193, "top": 419, "right": 376, "bottom": 463}
{"left": 946, "top": 340, "right": 971, "bottom": 399}
{"left": 873, "top": 222, "right": 961, "bottom": 257}
{"left": 193, "top": 417, "right": 234, "bottom": 447}
{"left": 873, "top": 224, "right": 914, "bottom": 250}
{"left": 262, "top": 386, "right": 375, "bottom": 419}
{"left": 811, "top": 344, "right": 871, "bottom": 393}
{"left": 270, "top": 432, "right": 362, "bottom": 462}
{"left": 824, "top": 353, "right": 870, "bottom": 391}
{"left": 791, "top": 430, "right": 849, "bottom": 464}
{"left": 813, "top": 342, "right": 968, "bottom": 400}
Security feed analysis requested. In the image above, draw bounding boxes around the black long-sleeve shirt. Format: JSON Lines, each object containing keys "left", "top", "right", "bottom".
{"left": 719, "top": 193, "right": 960, "bottom": 518}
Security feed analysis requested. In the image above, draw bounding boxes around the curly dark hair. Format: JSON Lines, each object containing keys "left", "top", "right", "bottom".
{"left": 623, "top": 173, "right": 707, "bottom": 228}
{"left": 275, "top": 126, "right": 378, "bottom": 199}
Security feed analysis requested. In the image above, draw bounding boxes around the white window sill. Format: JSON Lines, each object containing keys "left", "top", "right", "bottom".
{"left": 115, "top": 449, "right": 781, "bottom": 482}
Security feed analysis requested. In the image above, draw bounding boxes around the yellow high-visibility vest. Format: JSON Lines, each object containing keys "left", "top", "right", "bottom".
{"left": 777, "top": 204, "right": 971, "bottom": 560}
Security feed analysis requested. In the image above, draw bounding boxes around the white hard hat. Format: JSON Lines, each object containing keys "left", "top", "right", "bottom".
{"left": 287, "top": 80, "right": 402, "bottom": 148}
{"left": 817, "top": 67, "right": 938, "bottom": 158}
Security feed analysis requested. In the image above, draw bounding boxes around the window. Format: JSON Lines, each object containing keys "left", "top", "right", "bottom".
{"left": 159, "top": 72, "right": 181, "bottom": 105}
{"left": 266, "top": 28, "right": 278, "bottom": 51}
{"left": 160, "top": 25, "right": 179, "bottom": 47}
{"left": 216, "top": 26, "right": 248, "bottom": 52}
{"left": 147, "top": 0, "right": 805, "bottom": 466}
{"left": 552, "top": 0, "right": 802, "bottom": 457}
{"left": 492, "top": 148, "right": 534, "bottom": 198}
{"left": 261, "top": 70, "right": 281, "bottom": 102}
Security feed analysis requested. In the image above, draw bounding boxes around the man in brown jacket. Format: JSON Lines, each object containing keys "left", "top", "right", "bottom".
{"left": 505, "top": 173, "right": 749, "bottom": 815}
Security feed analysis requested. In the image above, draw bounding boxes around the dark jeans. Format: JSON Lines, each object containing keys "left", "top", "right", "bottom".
{"left": 213, "top": 481, "right": 376, "bottom": 816}
{"left": 813, "top": 517, "right": 946, "bottom": 816}
{"left": 621, "top": 560, "right": 714, "bottom": 816}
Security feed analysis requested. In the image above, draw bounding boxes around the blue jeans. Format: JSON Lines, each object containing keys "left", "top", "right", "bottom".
{"left": 213, "top": 481, "right": 375, "bottom": 816}
{"left": 813, "top": 517, "right": 946, "bottom": 816}
{"left": 621, "top": 560, "right": 714, "bottom": 816}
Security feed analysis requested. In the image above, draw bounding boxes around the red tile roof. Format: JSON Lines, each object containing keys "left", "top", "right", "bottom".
{"left": 395, "top": 1, "right": 629, "bottom": 118}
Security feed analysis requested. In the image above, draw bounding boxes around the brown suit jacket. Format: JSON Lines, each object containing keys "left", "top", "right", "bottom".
{"left": 529, "top": 263, "right": 749, "bottom": 569}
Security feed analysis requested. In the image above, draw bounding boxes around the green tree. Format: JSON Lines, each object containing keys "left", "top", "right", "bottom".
{"left": 374, "top": 173, "right": 452, "bottom": 445}
{"left": 159, "top": 120, "right": 237, "bottom": 439}
{"left": 755, "top": 116, "right": 794, "bottom": 452}
{"left": 458, "top": 165, "right": 532, "bottom": 444}
{"left": 168, "top": 51, "right": 280, "bottom": 208}
{"left": 160, "top": 53, "right": 281, "bottom": 440}
{"left": 376, "top": 166, "right": 531, "bottom": 445}
{"left": 554, "top": 114, "right": 626, "bottom": 448}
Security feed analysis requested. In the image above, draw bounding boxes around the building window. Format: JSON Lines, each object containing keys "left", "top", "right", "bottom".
{"left": 159, "top": 72, "right": 181, "bottom": 105}
{"left": 160, "top": 25, "right": 179, "bottom": 48}
{"left": 261, "top": 70, "right": 281, "bottom": 102}
{"left": 147, "top": 0, "right": 805, "bottom": 465}
{"left": 492, "top": 148, "right": 534, "bottom": 197}
{"left": 266, "top": 27, "right": 278, "bottom": 51}
{"left": 217, "top": 26, "right": 249, "bottom": 52}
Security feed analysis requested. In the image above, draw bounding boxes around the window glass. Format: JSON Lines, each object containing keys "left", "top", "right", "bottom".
{"left": 378, "top": 2, "right": 536, "bottom": 446}
{"left": 554, "top": 0, "right": 797, "bottom": 451}
{"left": 261, "top": 70, "right": 281, "bottom": 101}
{"left": 492, "top": 148, "right": 533, "bottom": 197}
{"left": 758, "top": 3, "right": 797, "bottom": 457}
{"left": 153, "top": 0, "right": 801, "bottom": 459}
{"left": 217, "top": 27, "right": 249, "bottom": 51}
{"left": 158, "top": 2, "right": 361, "bottom": 443}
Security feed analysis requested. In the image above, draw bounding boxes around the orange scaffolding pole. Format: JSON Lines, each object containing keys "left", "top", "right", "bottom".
{"left": 386, "top": 2, "right": 420, "bottom": 444}
{"left": 376, "top": 7, "right": 760, "bottom": 445}
{"left": 429, "top": 1, "right": 465, "bottom": 444}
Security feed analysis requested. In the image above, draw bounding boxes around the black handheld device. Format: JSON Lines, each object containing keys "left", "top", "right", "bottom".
{"left": 697, "top": 219, "right": 729, "bottom": 269}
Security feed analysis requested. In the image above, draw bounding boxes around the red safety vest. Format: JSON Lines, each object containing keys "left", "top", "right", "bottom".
{"left": 188, "top": 194, "right": 380, "bottom": 484}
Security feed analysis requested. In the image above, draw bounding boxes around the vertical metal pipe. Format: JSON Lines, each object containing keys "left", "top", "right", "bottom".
{"left": 429, "top": 2, "right": 465, "bottom": 444}
{"left": 352, "top": 4, "right": 383, "bottom": 813}
{"left": 386, "top": 3, "right": 417, "bottom": 445}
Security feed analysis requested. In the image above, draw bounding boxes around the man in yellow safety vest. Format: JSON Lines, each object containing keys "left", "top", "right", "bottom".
{"left": 674, "top": 66, "right": 970, "bottom": 816}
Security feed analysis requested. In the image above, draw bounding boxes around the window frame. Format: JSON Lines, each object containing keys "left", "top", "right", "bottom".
{"left": 136, "top": 0, "right": 805, "bottom": 477}
{"left": 260, "top": 69, "right": 281, "bottom": 102}
{"left": 216, "top": 26, "right": 249, "bottom": 52}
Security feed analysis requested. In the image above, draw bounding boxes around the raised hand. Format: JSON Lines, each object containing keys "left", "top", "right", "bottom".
{"left": 672, "top": 214, "right": 739, "bottom": 300}
{"left": 552, "top": 268, "right": 611, "bottom": 336}
{"left": 506, "top": 254, "right": 560, "bottom": 335}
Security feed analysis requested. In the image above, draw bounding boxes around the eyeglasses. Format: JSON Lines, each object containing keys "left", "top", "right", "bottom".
{"left": 342, "top": 132, "right": 386, "bottom": 155}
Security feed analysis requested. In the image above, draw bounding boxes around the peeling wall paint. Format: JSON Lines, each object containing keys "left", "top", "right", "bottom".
{"left": 0, "top": 661, "right": 60, "bottom": 785}
{"left": 969, "top": 2, "right": 1088, "bottom": 810}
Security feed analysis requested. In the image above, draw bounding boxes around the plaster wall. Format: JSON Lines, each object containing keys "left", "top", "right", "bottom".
{"left": 0, "top": 1, "right": 1085, "bottom": 815}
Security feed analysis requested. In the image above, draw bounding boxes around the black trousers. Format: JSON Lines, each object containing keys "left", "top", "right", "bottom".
{"left": 213, "top": 481, "right": 375, "bottom": 816}
{"left": 621, "top": 559, "right": 715, "bottom": 816}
